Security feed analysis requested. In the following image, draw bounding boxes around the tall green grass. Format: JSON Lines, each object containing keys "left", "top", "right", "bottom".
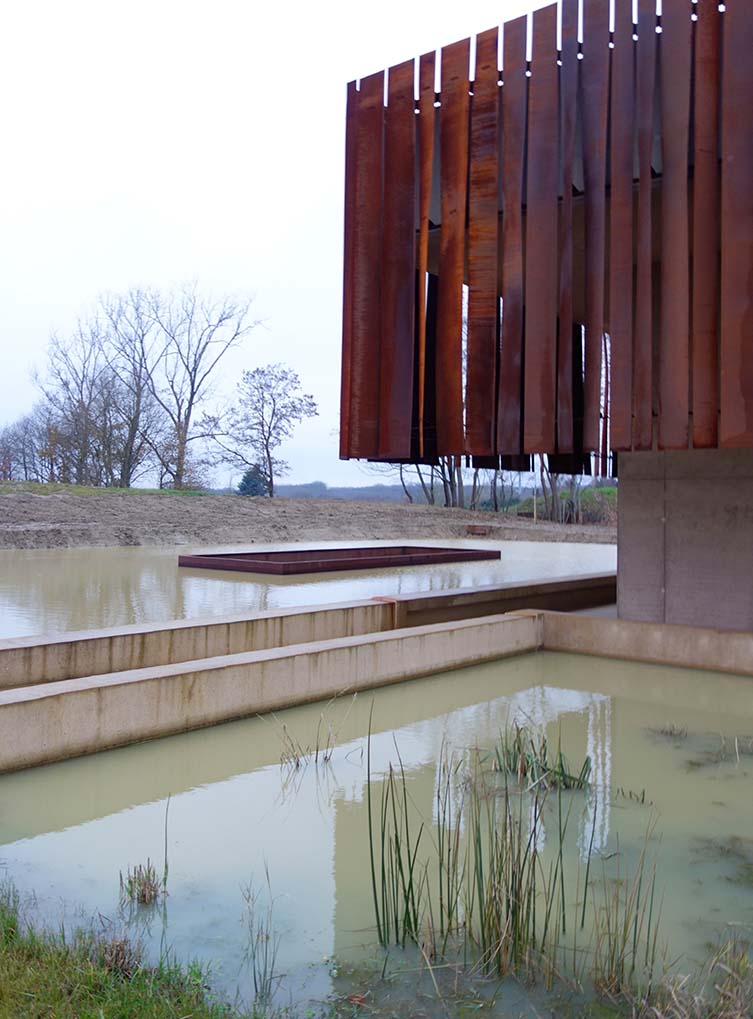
{"left": 365, "top": 727, "right": 662, "bottom": 998}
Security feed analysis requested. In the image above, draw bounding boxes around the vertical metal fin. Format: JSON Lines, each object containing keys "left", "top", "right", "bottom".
{"left": 466, "top": 27, "right": 500, "bottom": 456}
{"left": 340, "top": 80, "right": 357, "bottom": 458}
{"left": 416, "top": 51, "right": 436, "bottom": 458}
{"left": 692, "top": 0, "right": 721, "bottom": 449}
{"left": 659, "top": 0, "right": 692, "bottom": 449}
{"left": 497, "top": 16, "right": 527, "bottom": 455}
{"left": 720, "top": 2, "right": 753, "bottom": 446}
{"left": 609, "top": 0, "right": 636, "bottom": 452}
{"left": 633, "top": 0, "right": 656, "bottom": 450}
{"left": 557, "top": 0, "right": 579, "bottom": 454}
{"left": 379, "top": 59, "right": 416, "bottom": 459}
{"left": 435, "top": 38, "right": 471, "bottom": 454}
{"left": 581, "top": 0, "right": 610, "bottom": 452}
{"left": 524, "top": 4, "right": 559, "bottom": 453}
{"left": 349, "top": 71, "right": 384, "bottom": 458}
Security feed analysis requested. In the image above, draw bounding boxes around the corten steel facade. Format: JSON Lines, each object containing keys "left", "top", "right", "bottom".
{"left": 339, "top": 0, "right": 753, "bottom": 475}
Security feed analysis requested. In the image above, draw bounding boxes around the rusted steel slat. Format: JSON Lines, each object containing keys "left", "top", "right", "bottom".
{"left": 497, "top": 16, "right": 527, "bottom": 455}
{"left": 466, "top": 27, "right": 499, "bottom": 456}
{"left": 581, "top": 0, "right": 610, "bottom": 452}
{"left": 557, "top": 0, "right": 578, "bottom": 454}
{"left": 379, "top": 59, "right": 416, "bottom": 459}
{"left": 417, "top": 51, "right": 436, "bottom": 458}
{"left": 340, "top": 81, "right": 357, "bottom": 458}
{"left": 633, "top": 0, "right": 656, "bottom": 450}
{"left": 658, "top": 0, "right": 692, "bottom": 449}
{"left": 524, "top": 4, "right": 558, "bottom": 453}
{"left": 436, "top": 38, "right": 471, "bottom": 454}
{"left": 608, "top": 0, "right": 635, "bottom": 452}
{"left": 692, "top": 0, "right": 720, "bottom": 449}
{"left": 349, "top": 71, "right": 384, "bottom": 458}
{"left": 720, "top": 1, "right": 753, "bottom": 446}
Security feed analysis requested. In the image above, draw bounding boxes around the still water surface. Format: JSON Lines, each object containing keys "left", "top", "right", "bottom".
{"left": 0, "top": 539, "right": 616, "bottom": 639}
{"left": 0, "top": 651, "right": 751, "bottom": 1012}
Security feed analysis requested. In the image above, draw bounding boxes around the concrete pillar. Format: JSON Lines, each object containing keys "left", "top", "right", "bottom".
{"left": 617, "top": 450, "right": 753, "bottom": 631}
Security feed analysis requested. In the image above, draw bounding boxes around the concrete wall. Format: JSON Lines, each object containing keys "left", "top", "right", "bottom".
{"left": 0, "top": 613, "right": 539, "bottom": 773}
{"left": 540, "top": 610, "right": 753, "bottom": 678}
{"left": 0, "top": 600, "right": 393, "bottom": 691}
{"left": 618, "top": 449, "right": 753, "bottom": 631}
{"left": 0, "top": 574, "right": 615, "bottom": 692}
{"left": 393, "top": 573, "right": 616, "bottom": 628}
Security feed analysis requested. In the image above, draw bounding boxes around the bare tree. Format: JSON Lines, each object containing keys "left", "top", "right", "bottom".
{"left": 144, "top": 283, "right": 258, "bottom": 489}
{"left": 213, "top": 363, "right": 318, "bottom": 497}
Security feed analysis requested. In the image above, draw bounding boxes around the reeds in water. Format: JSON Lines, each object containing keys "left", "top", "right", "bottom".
{"left": 365, "top": 725, "right": 662, "bottom": 1000}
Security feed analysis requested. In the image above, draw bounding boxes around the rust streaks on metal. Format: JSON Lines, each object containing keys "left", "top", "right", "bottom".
{"left": 339, "top": 0, "right": 749, "bottom": 470}
{"left": 608, "top": 0, "right": 635, "bottom": 452}
{"left": 348, "top": 71, "right": 384, "bottom": 458}
{"left": 557, "top": 0, "right": 579, "bottom": 455}
{"left": 497, "top": 15, "right": 527, "bottom": 455}
{"left": 466, "top": 27, "right": 499, "bottom": 456}
{"left": 632, "top": 0, "right": 656, "bottom": 452}
{"left": 340, "top": 80, "right": 357, "bottom": 460}
{"left": 436, "top": 38, "right": 471, "bottom": 454}
{"left": 379, "top": 59, "right": 416, "bottom": 459}
{"left": 178, "top": 546, "right": 501, "bottom": 577}
{"left": 659, "top": 0, "right": 692, "bottom": 449}
{"left": 580, "top": 0, "right": 610, "bottom": 452}
{"left": 692, "top": 0, "right": 721, "bottom": 449}
{"left": 720, "top": 1, "right": 753, "bottom": 447}
{"left": 416, "top": 51, "right": 436, "bottom": 458}
{"left": 524, "top": 4, "right": 558, "bottom": 453}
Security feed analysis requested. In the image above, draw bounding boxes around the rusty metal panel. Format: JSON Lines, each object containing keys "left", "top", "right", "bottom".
{"left": 379, "top": 59, "right": 416, "bottom": 459}
{"left": 466, "top": 27, "right": 499, "bottom": 456}
{"left": 348, "top": 71, "right": 384, "bottom": 458}
{"left": 497, "top": 15, "right": 527, "bottom": 455}
{"left": 435, "top": 38, "right": 471, "bottom": 454}
{"left": 633, "top": 0, "right": 656, "bottom": 450}
{"left": 692, "top": 0, "right": 721, "bottom": 449}
{"left": 580, "top": 0, "right": 610, "bottom": 452}
{"left": 340, "top": 80, "right": 357, "bottom": 459}
{"left": 608, "top": 0, "right": 635, "bottom": 452}
{"left": 416, "top": 51, "right": 436, "bottom": 458}
{"left": 557, "top": 0, "right": 578, "bottom": 455}
{"left": 721, "top": 1, "right": 753, "bottom": 447}
{"left": 658, "top": 0, "right": 691, "bottom": 449}
{"left": 524, "top": 4, "right": 558, "bottom": 453}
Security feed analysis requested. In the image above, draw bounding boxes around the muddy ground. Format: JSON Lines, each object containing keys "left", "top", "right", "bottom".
{"left": 0, "top": 491, "right": 616, "bottom": 549}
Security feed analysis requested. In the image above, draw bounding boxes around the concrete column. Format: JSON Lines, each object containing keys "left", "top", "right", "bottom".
{"left": 618, "top": 449, "right": 753, "bottom": 631}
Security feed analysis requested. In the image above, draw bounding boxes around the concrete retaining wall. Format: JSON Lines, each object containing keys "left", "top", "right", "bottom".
{"left": 0, "top": 600, "right": 393, "bottom": 691}
{"left": 540, "top": 610, "right": 753, "bottom": 678}
{"left": 618, "top": 449, "right": 753, "bottom": 631}
{"left": 0, "top": 573, "right": 614, "bottom": 691}
{"left": 0, "top": 613, "right": 539, "bottom": 773}
{"left": 392, "top": 573, "right": 616, "bottom": 628}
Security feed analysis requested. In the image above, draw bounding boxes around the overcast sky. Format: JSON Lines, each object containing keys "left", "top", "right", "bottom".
{"left": 1, "top": 0, "right": 544, "bottom": 486}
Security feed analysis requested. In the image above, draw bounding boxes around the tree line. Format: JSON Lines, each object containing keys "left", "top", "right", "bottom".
{"left": 0, "top": 284, "right": 318, "bottom": 493}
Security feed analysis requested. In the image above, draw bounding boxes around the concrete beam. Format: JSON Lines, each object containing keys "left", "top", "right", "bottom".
{"left": 0, "top": 613, "right": 540, "bottom": 773}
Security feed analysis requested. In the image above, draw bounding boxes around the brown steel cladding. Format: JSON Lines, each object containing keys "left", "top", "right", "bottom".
{"left": 340, "top": 0, "right": 750, "bottom": 469}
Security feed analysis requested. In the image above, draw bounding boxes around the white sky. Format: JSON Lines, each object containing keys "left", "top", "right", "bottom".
{"left": 0, "top": 0, "right": 544, "bottom": 486}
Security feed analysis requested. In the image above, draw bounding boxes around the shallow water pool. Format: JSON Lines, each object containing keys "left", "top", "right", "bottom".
{"left": 0, "top": 538, "right": 615, "bottom": 639}
{"left": 0, "top": 649, "right": 750, "bottom": 1012}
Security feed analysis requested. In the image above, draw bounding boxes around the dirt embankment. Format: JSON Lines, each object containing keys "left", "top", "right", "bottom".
{"left": 0, "top": 492, "right": 616, "bottom": 550}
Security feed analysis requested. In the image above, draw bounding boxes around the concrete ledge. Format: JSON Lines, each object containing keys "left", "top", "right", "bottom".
{"left": 0, "top": 574, "right": 615, "bottom": 691}
{"left": 392, "top": 572, "right": 616, "bottom": 627}
{"left": 0, "top": 600, "right": 393, "bottom": 691}
{"left": 539, "top": 611, "right": 753, "bottom": 678}
{"left": 0, "top": 613, "right": 539, "bottom": 773}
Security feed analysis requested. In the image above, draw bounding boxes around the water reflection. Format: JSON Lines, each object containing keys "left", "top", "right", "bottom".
{"left": 0, "top": 650, "right": 751, "bottom": 1010}
{"left": 0, "top": 539, "right": 616, "bottom": 639}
